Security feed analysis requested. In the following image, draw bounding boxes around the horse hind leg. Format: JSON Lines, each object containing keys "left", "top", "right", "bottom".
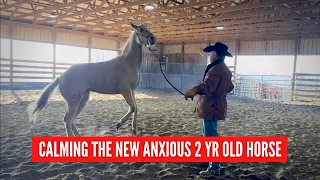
{"left": 63, "top": 93, "right": 85, "bottom": 136}
{"left": 276, "top": 93, "right": 282, "bottom": 101}
{"left": 71, "top": 92, "right": 90, "bottom": 136}
{"left": 64, "top": 102, "right": 79, "bottom": 136}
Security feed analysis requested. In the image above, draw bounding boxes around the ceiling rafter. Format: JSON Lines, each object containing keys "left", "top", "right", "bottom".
{"left": 36, "top": 0, "right": 160, "bottom": 24}
{"left": 154, "top": 12, "right": 320, "bottom": 32}
{"left": 164, "top": 30, "right": 320, "bottom": 43}
{"left": 1, "top": 0, "right": 8, "bottom": 6}
{"left": 162, "top": 29, "right": 320, "bottom": 43}
{"left": 99, "top": 4, "right": 320, "bottom": 35}
{"left": 9, "top": 1, "right": 27, "bottom": 19}
{"left": 1, "top": 0, "right": 320, "bottom": 43}
{"left": 155, "top": 24, "right": 320, "bottom": 39}
{"left": 1, "top": 0, "right": 33, "bottom": 11}
{"left": 55, "top": 0, "right": 125, "bottom": 28}
{"left": 11, "top": 0, "right": 92, "bottom": 20}
{"left": 106, "top": 14, "right": 320, "bottom": 36}
{"left": 147, "top": 3, "right": 320, "bottom": 28}
{"left": 56, "top": 0, "right": 226, "bottom": 29}
{"left": 116, "top": 16, "right": 320, "bottom": 37}
{"left": 75, "top": 1, "right": 241, "bottom": 30}
{"left": 91, "top": 0, "right": 311, "bottom": 33}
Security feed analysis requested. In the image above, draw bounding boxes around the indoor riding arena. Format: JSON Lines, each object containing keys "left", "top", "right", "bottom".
{"left": 1, "top": 0, "right": 320, "bottom": 180}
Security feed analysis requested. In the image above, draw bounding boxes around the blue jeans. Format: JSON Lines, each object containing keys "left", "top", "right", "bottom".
{"left": 203, "top": 119, "right": 220, "bottom": 170}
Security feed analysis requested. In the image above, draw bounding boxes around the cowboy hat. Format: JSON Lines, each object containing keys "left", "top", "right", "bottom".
{"left": 203, "top": 42, "right": 233, "bottom": 57}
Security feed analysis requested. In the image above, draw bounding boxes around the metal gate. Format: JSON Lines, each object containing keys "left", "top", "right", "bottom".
{"left": 234, "top": 75, "right": 292, "bottom": 102}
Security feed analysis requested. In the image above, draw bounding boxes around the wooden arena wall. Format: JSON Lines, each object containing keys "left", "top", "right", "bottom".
{"left": 1, "top": 21, "right": 320, "bottom": 101}
{"left": 2, "top": 21, "right": 320, "bottom": 56}
{"left": 162, "top": 38, "right": 320, "bottom": 61}
{"left": 0, "top": 21, "right": 122, "bottom": 52}
{"left": 162, "top": 43, "right": 207, "bottom": 64}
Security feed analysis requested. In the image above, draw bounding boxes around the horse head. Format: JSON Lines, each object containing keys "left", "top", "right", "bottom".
{"left": 130, "top": 22, "right": 156, "bottom": 47}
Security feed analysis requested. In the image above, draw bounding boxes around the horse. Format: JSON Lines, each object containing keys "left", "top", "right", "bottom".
{"left": 27, "top": 22, "right": 156, "bottom": 136}
{"left": 261, "top": 84, "right": 282, "bottom": 100}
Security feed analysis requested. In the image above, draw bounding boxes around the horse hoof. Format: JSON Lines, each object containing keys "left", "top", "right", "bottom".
{"left": 116, "top": 123, "right": 121, "bottom": 130}
{"left": 132, "top": 129, "right": 137, "bottom": 135}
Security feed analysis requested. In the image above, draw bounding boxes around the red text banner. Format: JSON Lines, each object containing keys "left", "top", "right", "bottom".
{"left": 32, "top": 136, "right": 287, "bottom": 162}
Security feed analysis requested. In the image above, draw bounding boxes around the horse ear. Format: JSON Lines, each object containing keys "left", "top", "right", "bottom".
{"left": 130, "top": 22, "right": 138, "bottom": 29}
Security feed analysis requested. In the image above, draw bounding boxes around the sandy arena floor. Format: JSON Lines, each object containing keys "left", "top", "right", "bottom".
{"left": 1, "top": 89, "right": 320, "bottom": 180}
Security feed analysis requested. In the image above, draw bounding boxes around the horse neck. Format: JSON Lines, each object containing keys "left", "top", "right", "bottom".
{"left": 121, "top": 33, "right": 143, "bottom": 68}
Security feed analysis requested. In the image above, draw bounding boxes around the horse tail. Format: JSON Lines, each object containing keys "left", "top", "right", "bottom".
{"left": 27, "top": 77, "right": 60, "bottom": 124}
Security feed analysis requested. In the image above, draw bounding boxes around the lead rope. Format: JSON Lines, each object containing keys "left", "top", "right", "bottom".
{"left": 135, "top": 31, "right": 186, "bottom": 96}
{"left": 146, "top": 46, "right": 185, "bottom": 96}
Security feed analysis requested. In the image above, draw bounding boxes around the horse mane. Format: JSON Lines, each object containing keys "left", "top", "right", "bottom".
{"left": 120, "top": 30, "right": 135, "bottom": 53}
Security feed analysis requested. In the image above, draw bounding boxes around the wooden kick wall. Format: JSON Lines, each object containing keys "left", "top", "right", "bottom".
{"left": 0, "top": 21, "right": 121, "bottom": 51}
{"left": 162, "top": 38, "right": 320, "bottom": 63}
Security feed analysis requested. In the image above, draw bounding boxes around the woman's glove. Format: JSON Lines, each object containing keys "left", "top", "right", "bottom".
{"left": 185, "top": 87, "right": 197, "bottom": 100}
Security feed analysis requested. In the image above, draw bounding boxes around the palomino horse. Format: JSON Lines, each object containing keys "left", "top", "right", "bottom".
{"left": 27, "top": 23, "right": 156, "bottom": 136}
{"left": 261, "top": 84, "right": 283, "bottom": 100}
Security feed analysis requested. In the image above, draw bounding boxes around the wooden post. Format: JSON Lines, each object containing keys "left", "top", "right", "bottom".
{"left": 234, "top": 39, "right": 240, "bottom": 78}
{"left": 9, "top": 24, "right": 13, "bottom": 89}
{"left": 233, "top": 39, "right": 240, "bottom": 95}
{"left": 159, "top": 44, "right": 166, "bottom": 73}
{"left": 160, "top": 43, "right": 164, "bottom": 61}
{"left": 291, "top": 36, "right": 301, "bottom": 101}
{"left": 52, "top": 32, "right": 56, "bottom": 80}
{"left": 264, "top": 37, "right": 268, "bottom": 56}
{"left": 181, "top": 42, "right": 185, "bottom": 63}
{"left": 203, "top": 41, "right": 210, "bottom": 64}
{"left": 88, "top": 37, "right": 92, "bottom": 63}
{"left": 117, "top": 40, "right": 121, "bottom": 56}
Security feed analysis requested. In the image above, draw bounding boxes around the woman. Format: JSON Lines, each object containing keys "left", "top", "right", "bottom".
{"left": 185, "top": 42, "right": 234, "bottom": 177}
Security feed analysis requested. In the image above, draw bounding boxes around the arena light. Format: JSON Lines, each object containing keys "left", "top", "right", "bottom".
{"left": 216, "top": 26, "right": 224, "bottom": 30}
{"left": 145, "top": 3, "right": 154, "bottom": 10}
{"left": 49, "top": 12, "right": 57, "bottom": 18}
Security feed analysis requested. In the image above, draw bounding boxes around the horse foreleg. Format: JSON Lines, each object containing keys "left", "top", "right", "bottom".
{"left": 116, "top": 88, "right": 136, "bottom": 133}
{"left": 131, "top": 91, "right": 138, "bottom": 135}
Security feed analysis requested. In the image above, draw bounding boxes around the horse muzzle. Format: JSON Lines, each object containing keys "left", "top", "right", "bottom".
{"left": 149, "top": 36, "right": 156, "bottom": 45}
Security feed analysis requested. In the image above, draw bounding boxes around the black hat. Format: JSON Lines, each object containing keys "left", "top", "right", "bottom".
{"left": 203, "top": 42, "right": 233, "bottom": 57}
